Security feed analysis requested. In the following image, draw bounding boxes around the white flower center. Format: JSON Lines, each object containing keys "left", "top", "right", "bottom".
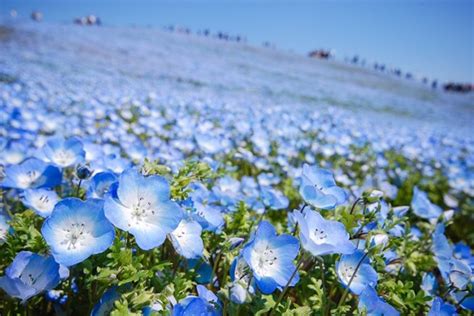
{"left": 18, "top": 170, "right": 40, "bottom": 188}
{"left": 61, "top": 222, "right": 90, "bottom": 250}
{"left": 53, "top": 150, "right": 74, "bottom": 166}
{"left": 35, "top": 194, "right": 52, "bottom": 211}
{"left": 251, "top": 242, "right": 279, "bottom": 276}
{"left": 19, "top": 272, "right": 39, "bottom": 286}
{"left": 129, "top": 196, "right": 155, "bottom": 225}
{"left": 311, "top": 227, "right": 328, "bottom": 244}
{"left": 340, "top": 264, "right": 358, "bottom": 284}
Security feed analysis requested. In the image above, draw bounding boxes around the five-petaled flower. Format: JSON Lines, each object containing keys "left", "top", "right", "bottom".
{"left": 104, "top": 168, "right": 183, "bottom": 250}
{"left": 242, "top": 221, "right": 300, "bottom": 294}
{"left": 299, "top": 164, "right": 347, "bottom": 210}
{"left": 41, "top": 198, "right": 115, "bottom": 266}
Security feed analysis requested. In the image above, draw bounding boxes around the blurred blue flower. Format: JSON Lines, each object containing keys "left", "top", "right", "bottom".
{"left": 0, "top": 251, "right": 61, "bottom": 302}
{"left": 1, "top": 158, "right": 62, "bottom": 190}
{"left": 42, "top": 198, "right": 115, "bottom": 266}
{"left": 432, "top": 224, "right": 453, "bottom": 282}
{"left": 260, "top": 186, "right": 289, "bottom": 210}
{"left": 411, "top": 187, "right": 442, "bottom": 220}
{"left": 299, "top": 164, "right": 347, "bottom": 210}
{"left": 42, "top": 136, "right": 85, "bottom": 168}
{"left": 294, "top": 209, "right": 355, "bottom": 256}
{"left": 172, "top": 285, "right": 221, "bottom": 316}
{"left": 428, "top": 297, "right": 457, "bottom": 316}
{"left": 336, "top": 250, "right": 378, "bottom": 295}
{"left": 104, "top": 169, "right": 183, "bottom": 250}
{"left": 358, "top": 286, "right": 399, "bottom": 316}
{"left": 91, "top": 287, "right": 120, "bottom": 316}
{"left": 21, "top": 188, "right": 59, "bottom": 217}
{"left": 421, "top": 273, "right": 438, "bottom": 296}
{"left": 86, "top": 171, "right": 118, "bottom": 199}
{"left": 170, "top": 219, "right": 204, "bottom": 259}
{"left": 242, "top": 221, "right": 299, "bottom": 294}
{"left": 449, "top": 259, "right": 472, "bottom": 290}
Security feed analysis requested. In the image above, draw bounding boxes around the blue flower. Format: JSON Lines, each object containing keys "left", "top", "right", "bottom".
{"left": 0, "top": 212, "right": 11, "bottom": 244}
{"left": 449, "top": 259, "right": 472, "bottom": 290}
{"left": 188, "top": 183, "right": 224, "bottom": 232}
{"left": 428, "top": 297, "right": 457, "bottom": 316}
{"left": 172, "top": 285, "right": 221, "bottom": 316}
{"left": 358, "top": 286, "right": 399, "bottom": 316}
{"left": 432, "top": 224, "right": 453, "bottom": 282}
{"left": 21, "top": 188, "right": 59, "bottom": 217}
{"left": 170, "top": 219, "right": 204, "bottom": 259}
{"left": 41, "top": 198, "right": 115, "bottom": 266}
{"left": 452, "top": 289, "right": 474, "bottom": 312}
{"left": 42, "top": 136, "right": 85, "bottom": 168}
{"left": 421, "top": 273, "right": 438, "bottom": 296}
{"left": 91, "top": 287, "right": 120, "bottom": 316}
{"left": 294, "top": 209, "right": 355, "bottom": 256}
{"left": 86, "top": 171, "right": 118, "bottom": 199}
{"left": 0, "top": 251, "right": 61, "bottom": 302}
{"left": 242, "top": 221, "right": 300, "bottom": 294}
{"left": 104, "top": 169, "right": 183, "bottom": 250}
{"left": 336, "top": 250, "right": 378, "bottom": 295}
{"left": 187, "top": 259, "right": 213, "bottom": 284}
{"left": 411, "top": 187, "right": 442, "bottom": 219}
{"left": 0, "top": 158, "right": 62, "bottom": 190}
{"left": 299, "top": 164, "right": 347, "bottom": 210}
{"left": 260, "top": 186, "right": 289, "bottom": 210}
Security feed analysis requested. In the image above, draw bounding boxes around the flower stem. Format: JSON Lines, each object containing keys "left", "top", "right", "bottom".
{"left": 75, "top": 179, "right": 82, "bottom": 197}
{"left": 269, "top": 255, "right": 305, "bottom": 316}
{"left": 316, "top": 256, "right": 329, "bottom": 316}
{"left": 349, "top": 197, "right": 362, "bottom": 214}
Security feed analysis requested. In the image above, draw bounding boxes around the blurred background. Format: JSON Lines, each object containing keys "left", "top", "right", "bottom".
{"left": 2, "top": 0, "right": 473, "bottom": 85}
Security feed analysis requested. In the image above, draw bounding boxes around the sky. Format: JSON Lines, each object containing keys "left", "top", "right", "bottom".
{"left": 1, "top": 0, "right": 473, "bottom": 82}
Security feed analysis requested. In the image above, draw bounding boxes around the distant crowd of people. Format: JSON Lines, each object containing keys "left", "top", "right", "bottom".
{"left": 162, "top": 25, "right": 248, "bottom": 44}
{"left": 309, "top": 49, "right": 472, "bottom": 93}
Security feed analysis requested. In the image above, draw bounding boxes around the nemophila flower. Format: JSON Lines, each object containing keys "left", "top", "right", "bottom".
{"left": 452, "top": 289, "right": 474, "bottom": 311}
{"left": 294, "top": 209, "right": 355, "bottom": 256}
{"left": 86, "top": 171, "right": 118, "bottom": 199}
{"left": 428, "top": 297, "right": 457, "bottom": 316}
{"left": 299, "top": 164, "right": 347, "bottom": 210}
{"left": 0, "top": 213, "right": 11, "bottom": 244}
{"left": 432, "top": 224, "right": 453, "bottom": 281}
{"left": 229, "top": 256, "right": 255, "bottom": 304}
{"left": 411, "top": 187, "right": 442, "bottom": 220}
{"left": 421, "top": 273, "right": 438, "bottom": 295}
{"left": 170, "top": 219, "right": 204, "bottom": 259}
{"left": 0, "top": 251, "right": 61, "bottom": 302}
{"left": 212, "top": 176, "right": 242, "bottom": 209}
{"left": 242, "top": 221, "right": 300, "bottom": 294}
{"left": 336, "top": 250, "right": 378, "bottom": 295}
{"left": 91, "top": 287, "right": 120, "bottom": 316}
{"left": 42, "top": 136, "right": 85, "bottom": 168}
{"left": 41, "top": 198, "right": 115, "bottom": 266}
{"left": 0, "top": 158, "right": 62, "bottom": 190}
{"left": 187, "top": 259, "right": 213, "bottom": 284}
{"left": 358, "top": 286, "right": 399, "bottom": 316}
{"left": 104, "top": 169, "right": 183, "bottom": 250}
{"left": 21, "top": 188, "right": 59, "bottom": 217}
{"left": 260, "top": 186, "right": 289, "bottom": 210}
{"left": 449, "top": 259, "right": 472, "bottom": 290}
{"left": 172, "top": 285, "right": 221, "bottom": 316}
{"left": 188, "top": 183, "right": 224, "bottom": 232}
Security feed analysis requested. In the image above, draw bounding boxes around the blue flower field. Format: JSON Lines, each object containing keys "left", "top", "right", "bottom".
{"left": 0, "top": 21, "right": 473, "bottom": 315}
